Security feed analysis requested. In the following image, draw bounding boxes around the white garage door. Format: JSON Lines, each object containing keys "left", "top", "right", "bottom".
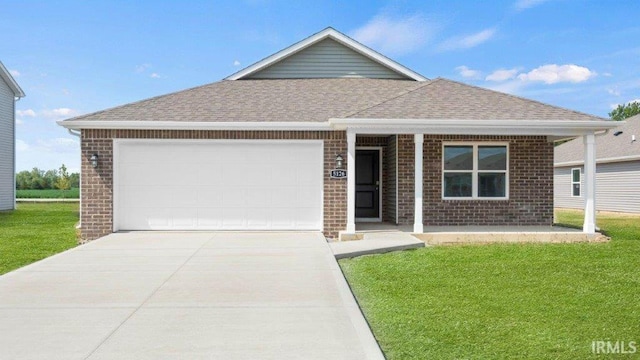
{"left": 114, "top": 140, "right": 323, "bottom": 231}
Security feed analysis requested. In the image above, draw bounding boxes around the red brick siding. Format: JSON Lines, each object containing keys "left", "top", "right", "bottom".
{"left": 420, "top": 135, "right": 553, "bottom": 226}
{"left": 80, "top": 130, "right": 347, "bottom": 241}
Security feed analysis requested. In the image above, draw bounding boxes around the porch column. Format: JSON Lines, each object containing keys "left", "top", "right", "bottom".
{"left": 583, "top": 133, "right": 596, "bottom": 234}
{"left": 414, "top": 134, "right": 424, "bottom": 233}
{"left": 346, "top": 129, "right": 356, "bottom": 233}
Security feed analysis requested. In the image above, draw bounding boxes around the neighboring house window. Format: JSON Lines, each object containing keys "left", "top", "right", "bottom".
{"left": 571, "top": 168, "right": 581, "bottom": 197}
{"left": 443, "top": 144, "right": 508, "bottom": 199}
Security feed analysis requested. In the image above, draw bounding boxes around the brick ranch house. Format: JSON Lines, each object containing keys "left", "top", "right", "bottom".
{"left": 58, "top": 28, "right": 617, "bottom": 241}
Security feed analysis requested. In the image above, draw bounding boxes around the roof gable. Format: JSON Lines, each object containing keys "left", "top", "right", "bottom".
{"left": 226, "top": 27, "right": 427, "bottom": 81}
{"left": 0, "top": 61, "right": 25, "bottom": 98}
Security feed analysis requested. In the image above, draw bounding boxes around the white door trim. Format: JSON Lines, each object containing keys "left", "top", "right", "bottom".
{"left": 355, "top": 146, "right": 383, "bottom": 223}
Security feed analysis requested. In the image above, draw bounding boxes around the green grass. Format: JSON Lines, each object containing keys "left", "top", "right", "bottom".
{"left": 16, "top": 188, "right": 79, "bottom": 199}
{"left": 0, "top": 203, "right": 79, "bottom": 275}
{"left": 340, "top": 210, "right": 640, "bottom": 359}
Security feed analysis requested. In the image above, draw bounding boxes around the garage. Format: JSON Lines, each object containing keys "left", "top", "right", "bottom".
{"left": 114, "top": 140, "right": 323, "bottom": 231}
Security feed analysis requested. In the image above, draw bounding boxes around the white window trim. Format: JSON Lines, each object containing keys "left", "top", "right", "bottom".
{"left": 442, "top": 142, "right": 510, "bottom": 200}
{"left": 571, "top": 167, "right": 582, "bottom": 198}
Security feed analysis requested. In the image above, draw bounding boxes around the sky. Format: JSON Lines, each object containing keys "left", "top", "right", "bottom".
{"left": 2, "top": 0, "right": 639, "bottom": 173}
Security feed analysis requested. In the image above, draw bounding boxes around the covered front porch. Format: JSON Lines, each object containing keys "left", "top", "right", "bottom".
{"left": 331, "top": 118, "right": 620, "bottom": 241}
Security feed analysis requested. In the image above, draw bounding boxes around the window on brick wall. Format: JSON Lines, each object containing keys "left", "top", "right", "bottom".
{"left": 442, "top": 143, "right": 508, "bottom": 199}
{"left": 571, "top": 168, "right": 581, "bottom": 197}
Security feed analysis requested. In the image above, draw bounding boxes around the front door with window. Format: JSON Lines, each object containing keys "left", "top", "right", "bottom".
{"left": 355, "top": 150, "right": 380, "bottom": 219}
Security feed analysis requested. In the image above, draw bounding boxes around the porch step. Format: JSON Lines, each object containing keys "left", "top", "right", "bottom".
{"left": 330, "top": 232, "right": 425, "bottom": 259}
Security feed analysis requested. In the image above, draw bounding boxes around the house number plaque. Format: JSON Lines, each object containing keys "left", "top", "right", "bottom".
{"left": 330, "top": 169, "right": 347, "bottom": 179}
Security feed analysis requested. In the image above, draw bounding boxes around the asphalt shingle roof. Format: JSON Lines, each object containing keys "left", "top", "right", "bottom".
{"left": 63, "top": 78, "right": 606, "bottom": 124}
{"left": 554, "top": 114, "right": 640, "bottom": 164}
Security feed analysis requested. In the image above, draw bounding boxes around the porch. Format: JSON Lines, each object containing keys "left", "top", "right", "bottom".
{"left": 331, "top": 119, "right": 621, "bottom": 240}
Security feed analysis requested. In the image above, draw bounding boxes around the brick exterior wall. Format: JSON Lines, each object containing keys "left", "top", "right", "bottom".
{"left": 396, "top": 134, "right": 554, "bottom": 227}
{"left": 80, "top": 130, "right": 553, "bottom": 242}
{"left": 80, "top": 129, "right": 347, "bottom": 241}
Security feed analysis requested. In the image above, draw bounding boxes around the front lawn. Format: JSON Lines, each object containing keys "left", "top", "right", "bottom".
{"left": 340, "top": 210, "right": 640, "bottom": 359}
{"left": 0, "top": 203, "right": 79, "bottom": 275}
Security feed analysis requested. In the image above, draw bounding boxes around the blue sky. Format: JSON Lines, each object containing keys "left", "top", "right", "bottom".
{"left": 2, "top": 0, "right": 639, "bottom": 173}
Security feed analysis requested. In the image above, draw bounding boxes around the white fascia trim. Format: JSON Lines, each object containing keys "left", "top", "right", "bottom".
{"left": 329, "top": 118, "right": 620, "bottom": 136}
{"left": 555, "top": 154, "right": 640, "bottom": 167}
{"left": 0, "top": 61, "right": 25, "bottom": 97}
{"left": 57, "top": 120, "right": 333, "bottom": 131}
{"left": 225, "top": 28, "right": 427, "bottom": 81}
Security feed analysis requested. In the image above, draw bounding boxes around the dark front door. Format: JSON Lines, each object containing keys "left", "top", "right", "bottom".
{"left": 355, "top": 150, "right": 380, "bottom": 219}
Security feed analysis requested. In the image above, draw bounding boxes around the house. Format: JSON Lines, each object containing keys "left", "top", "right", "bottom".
{"left": 0, "top": 61, "right": 25, "bottom": 211}
{"left": 58, "top": 28, "right": 617, "bottom": 241}
{"left": 555, "top": 114, "right": 639, "bottom": 213}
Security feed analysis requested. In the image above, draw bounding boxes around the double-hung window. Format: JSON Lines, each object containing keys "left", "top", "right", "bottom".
{"left": 571, "top": 168, "right": 581, "bottom": 197}
{"left": 443, "top": 143, "right": 508, "bottom": 199}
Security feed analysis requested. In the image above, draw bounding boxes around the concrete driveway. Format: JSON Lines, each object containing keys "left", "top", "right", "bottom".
{"left": 0, "top": 232, "right": 384, "bottom": 360}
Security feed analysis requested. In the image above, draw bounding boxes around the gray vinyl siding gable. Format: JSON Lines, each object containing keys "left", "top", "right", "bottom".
{"left": 0, "top": 77, "right": 15, "bottom": 210}
{"left": 554, "top": 161, "right": 640, "bottom": 213}
{"left": 246, "top": 38, "right": 408, "bottom": 79}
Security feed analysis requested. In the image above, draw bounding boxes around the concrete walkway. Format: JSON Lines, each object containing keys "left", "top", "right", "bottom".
{"left": 0, "top": 232, "right": 384, "bottom": 360}
{"left": 331, "top": 232, "right": 425, "bottom": 259}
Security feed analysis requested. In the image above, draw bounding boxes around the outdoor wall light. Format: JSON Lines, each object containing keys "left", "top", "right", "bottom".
{"left": 335, "top": 154, "right": 344, "bottom": 169}
{"left": 90, "top": 153, "right": 99, "bottom": 168}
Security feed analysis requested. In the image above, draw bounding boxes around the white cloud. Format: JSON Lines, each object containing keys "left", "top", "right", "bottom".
{"left": 16, "top": 118, "right": 23, "bottom": 125}
{"left": 16, "top": 109, "right": 36, "bottom": 118}
{"left": 135, "top": 63, "right": 151, "bottom": 73}
{"left": 486, "top": 68, "right": 519, "bottom": 82}
{"left": 41, "top": 108, "right": 81, "bottom": 119}
{"left": 150, "top": 73, "right": 161, "bottom": 78}
{"left": 351, "top": 13, "right": 438, "bottom": 55}
{"left": 9, "top": 69, "right": 20, "bottom": 77}
{"left": 37, "top": 138, "right": 78, "bottom": 149}
{"left": 455, "top": 65, "right": 482, "bottom": 79}
{"left": 606, "top": 88, "right": 621, "bottom": 96}
{"left": 514, "top": 0, "right": 550, "bottom": 11}
{"left": 16, "top": 139, "right": 29, "bottom": 152}
{"left": 437, "top": 28, "right": 496, "bottom": 52}
{"left": 517, "top": 64, "right": 596, "bottom": 84}
{"left": 602, "top": 72, "right": 613, "bottom": 77}
{"left": 233, "top": 60, "right": 241, "bottom": 67}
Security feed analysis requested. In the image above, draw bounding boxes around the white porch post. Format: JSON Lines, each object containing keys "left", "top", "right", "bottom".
{"left": 414, "top": 134, "right": 424, "bottom": 233}
{"left": 583, "top": 133, "right": 596, "bottom": 234}
{"left": 346, "top": 129, "right": 356, "bottom": 233}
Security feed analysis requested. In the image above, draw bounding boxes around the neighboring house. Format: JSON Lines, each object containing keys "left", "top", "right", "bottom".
{"left": 58, "top": 28, "right": 617, "bottom": 241}
{"left": 555, "top": 114, "right": 640, "bottom": 213}
{"left": 0, "top": 61, "right": 25, "bottom": 211}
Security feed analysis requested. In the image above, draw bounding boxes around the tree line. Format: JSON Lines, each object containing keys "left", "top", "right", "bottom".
{"left": 15, "top": 165, "right": 79, "bottom": 190}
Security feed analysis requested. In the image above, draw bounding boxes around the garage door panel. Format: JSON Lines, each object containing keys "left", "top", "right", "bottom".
{"left": 197, "top": 208, "right": 223, "bottom": 227}
{"left": 221, "top": 208, "right": 246, "bottom": 229}
{"left": 116, "top": 141, "right": 322, "bottom": 231}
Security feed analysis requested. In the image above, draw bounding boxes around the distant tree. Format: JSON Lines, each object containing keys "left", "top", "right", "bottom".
{"left": 69, "top": 173, "right": 80, "bottom": 189}
{"left": 609, "top": 101, "right": 640, "bottom": 121}
{"left": 16, "top": 165, "right": 79, "bottom": 190}
{"left": 55, "top": 164, "right": 71, "bottom": 193}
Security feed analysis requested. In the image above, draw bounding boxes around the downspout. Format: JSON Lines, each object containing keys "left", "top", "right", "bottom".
{"left": 67, "top": 128, "right": 82, "bottom": 229}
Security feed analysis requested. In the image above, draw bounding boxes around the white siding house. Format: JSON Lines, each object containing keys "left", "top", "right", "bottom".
{"left": 555, "top": 115, "right": 640, "bottom": 213}
{"left": 0, "top": 61, "right": 25, "bottom": 211}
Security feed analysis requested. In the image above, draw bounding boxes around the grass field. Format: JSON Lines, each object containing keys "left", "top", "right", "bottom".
{"left": 0, "top": 203, "right": 79, "bottom": 275}
{"left": 340, "top": 210, "right": 640, "bottom": 359}
{"left": 16, "top": 188, "right": 79, "bottom": 199}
